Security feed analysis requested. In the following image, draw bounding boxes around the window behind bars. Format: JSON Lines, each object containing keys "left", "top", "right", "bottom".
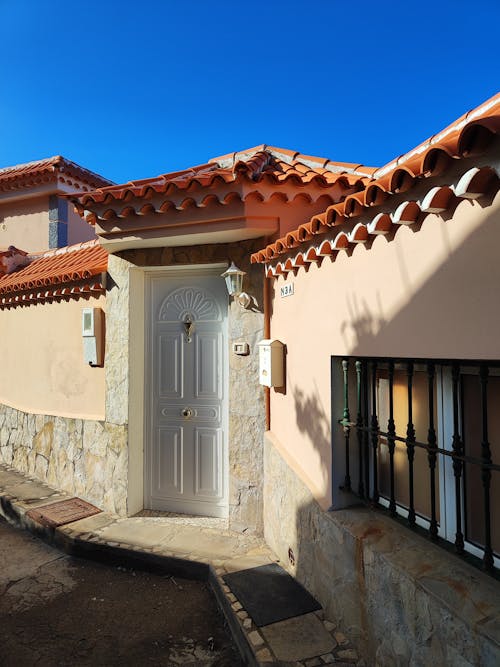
{"left": 336, "top": 357, "right": 500, "bottom": 573}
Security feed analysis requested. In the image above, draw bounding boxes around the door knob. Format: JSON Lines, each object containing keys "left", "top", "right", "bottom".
{"left": 181, "top": 407, "right": 193, "bottom": 419}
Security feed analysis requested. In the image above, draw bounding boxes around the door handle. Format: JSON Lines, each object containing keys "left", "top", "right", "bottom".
{"left": 181, "top": 407, "right": 194, "bottom": 419}
{"left": 183, "top": 317, "right": 194, "bottom": 342}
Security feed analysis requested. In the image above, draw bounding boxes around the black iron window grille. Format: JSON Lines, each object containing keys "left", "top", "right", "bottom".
{"left": 336, "top": 357, "right": 500, "bottom": 573}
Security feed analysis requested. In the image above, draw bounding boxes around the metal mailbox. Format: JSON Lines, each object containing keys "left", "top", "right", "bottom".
{"left": 258, "top": 339, "right": 284, "bottom": 387}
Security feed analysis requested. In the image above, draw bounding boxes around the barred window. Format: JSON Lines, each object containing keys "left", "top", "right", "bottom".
{"left": 337, "top": 358, "right": 500, "bottom": 572}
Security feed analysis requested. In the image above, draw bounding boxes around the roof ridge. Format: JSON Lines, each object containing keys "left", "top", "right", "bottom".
{"left": 0, "top": 155, "right": 59, "bottom": 174}
{"left": 209, "top": 145, "right": 377, "bottom": 177}
{"left": 32, "top": 239, "right": 101, "bottom": 260}
{"left": 0, "top": 155, "right": 113, "bottom": 186}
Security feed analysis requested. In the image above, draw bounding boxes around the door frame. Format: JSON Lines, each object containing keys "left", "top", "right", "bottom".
{"left": 131, "top": 263, "right": 229, "bottom": 516}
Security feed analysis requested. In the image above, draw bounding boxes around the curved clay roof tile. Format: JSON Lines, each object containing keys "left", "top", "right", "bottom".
{"left": 364, "top": 183, "right": 387, "bottom": 207}
{"left": 325, "top": 204, "right": 343, "bottom": 226}
{"left": 458, "top": 116, "right": 500, "bottom": 156}
{"left": 317, "top": 240, "right": 334, "bottom": 256}
{"left": 392, "top": 200, "right": 421, "bottom": 225}
{"left": 138, "top": 203, "right": 156, "bottom": 216}
{"left": 344, "top": 192, "right": 365, "bottom": 217}
{"left": 331, "top": 231, "right": 350, "bottom": 251}
{"left": 453, "top": 166, "right": 499, "bottom": 199}
{"left": 275, "top": 239, "right": 287, "bottom": 254}
{"left": 367, "top": 213, "right": 392, "bottom": 235}
{"left": 387, "top": 167, "right": 416, "bottom": 194}
{"left": 420, "top": 147, "right": 454, "bottom": 177}
{"left": 420, "top": 186, "right": 454, "bottom": 213}
{"left": 297, "top": 225, "right": 312, "bottom": 243}
{"left": 349, "top": 223, "right": 369, "bottom": 244}
{"left": 285, "top": 232, "right": 300, "bottom": 248}
{"left": 118, "top": 206, "right": 136, "bottom": 218}
{"left": 310, "top": 217, "right": 328, "bottom": 235}
{"left": 305, "top": 247, "right": 319, "bottom": 262}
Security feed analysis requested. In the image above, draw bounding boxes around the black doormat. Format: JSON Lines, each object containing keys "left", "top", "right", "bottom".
{"left": 222, "top": 562, "right": 321, "bottom": 627}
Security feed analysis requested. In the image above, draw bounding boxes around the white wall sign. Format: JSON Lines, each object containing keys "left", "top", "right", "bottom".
{"left": 280, "top": 283, "right": 294, "bottom": 298}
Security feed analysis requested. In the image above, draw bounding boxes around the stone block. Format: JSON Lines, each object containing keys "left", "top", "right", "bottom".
{"left": 261, "top": 613, "right": 335, "bottom": 662}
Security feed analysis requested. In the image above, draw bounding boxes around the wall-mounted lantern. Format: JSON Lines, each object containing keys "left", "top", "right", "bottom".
{"left": 221, "top": 262, "right": 251, "bottom": 308}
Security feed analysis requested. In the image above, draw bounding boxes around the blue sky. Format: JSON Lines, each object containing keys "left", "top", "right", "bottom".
{"left": 1, "top": 0, "right": 499, "bottom": 184}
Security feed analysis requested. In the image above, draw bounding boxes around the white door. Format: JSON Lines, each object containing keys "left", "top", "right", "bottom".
{"left": 145, "top": 270, "right": 228, "bottom": 517}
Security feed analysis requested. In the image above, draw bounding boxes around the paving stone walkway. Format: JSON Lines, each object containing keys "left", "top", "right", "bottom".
{"left": 0, "top": 463, "right": 364, "bottom": 666}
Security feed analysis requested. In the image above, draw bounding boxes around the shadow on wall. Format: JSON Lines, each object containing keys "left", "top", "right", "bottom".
{"left": 290, "top": 382, "right": 331, "bottom": 492}
{"left": 341, "top": 292, "right": 386, "bottom": 355}
{"left": 341, "top": 197, "right": 500, "bottom": 358}
{"left": 281, "top": 195, "right": 500, "bottom": 664}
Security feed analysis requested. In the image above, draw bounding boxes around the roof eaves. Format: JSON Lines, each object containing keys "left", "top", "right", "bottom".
{"left": 374, "top": 92, "right": 500, "bottom": 179}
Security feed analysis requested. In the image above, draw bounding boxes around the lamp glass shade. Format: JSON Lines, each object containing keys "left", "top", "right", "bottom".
{"left": 221, "top": 262, "right": 246, "bottom": 296}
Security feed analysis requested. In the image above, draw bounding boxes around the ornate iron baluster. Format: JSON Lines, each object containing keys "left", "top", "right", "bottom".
{"left": 479, "top": 364, "right": 494, "bottom": 571}
{"left": 387, "top": 361, "right": 397, "bottom": 516}
{"left": 363, "top": 360, "right": 370, "bottom": 500}
{"left": 427, "top": 362, "right": 438, "bottom": 540}
{"left": 452, "top": 364, "right": 465, "bottom": 554}
{"left": 356, "top": 360, "right": 365, "bottom": 498}
{"left": 371, "top": 360, "right": 379, "bottom": 503}
{"left": 406, "top": 361, "right": 416, "bottom": 525}
{"left": 342, "top": 359, "right": 352, "bottom": 491}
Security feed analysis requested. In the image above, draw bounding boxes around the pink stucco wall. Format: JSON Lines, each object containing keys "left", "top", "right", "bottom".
{"left": 0, "top": 296, "right": 106, "bottom": 419}
{"left": 268, "top": 190, "right": 500, "bottom": 508}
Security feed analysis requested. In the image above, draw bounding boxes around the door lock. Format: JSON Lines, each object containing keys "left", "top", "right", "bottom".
{"left": 181, "top": 407, "right": 194, "bottom": 419}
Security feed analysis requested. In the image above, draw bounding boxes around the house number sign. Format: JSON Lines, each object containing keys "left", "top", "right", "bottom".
{"left": 280, "top": 283, "right": 294, "bottom": 298}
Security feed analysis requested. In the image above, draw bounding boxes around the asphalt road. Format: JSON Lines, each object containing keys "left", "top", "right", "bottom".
{"left": 0, "top": 516, "right": 243, "bottom": 666}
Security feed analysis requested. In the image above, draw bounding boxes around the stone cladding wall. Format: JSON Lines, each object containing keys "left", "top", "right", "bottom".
{"left": 0, "top": 404, "right": 128, "bottom": 515}
{"left": 264, "top": 433, "right": 500, "bottom": 666}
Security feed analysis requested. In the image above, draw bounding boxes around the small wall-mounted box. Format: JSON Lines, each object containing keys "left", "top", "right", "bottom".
{"left": 258, "top": 339, "right": 284, "bottom": 387}
{"left": 82, "top": 307, "right": 104, "bottom": 366}
{"left": 233, "top": 342, "right": 250, "bottom": 356}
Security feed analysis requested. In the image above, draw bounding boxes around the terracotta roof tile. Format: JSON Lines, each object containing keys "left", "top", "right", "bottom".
{"left": 70, "top": 146, "right": 374, "bottom": 218}
{"left": 0, "top": 239, "right": 108, "bottom": 305}
{"left": 252, "top": 92, "right": 500, "bottom": 266}
{"left": 0, "top": 156, "right": 112, "bottom": 192}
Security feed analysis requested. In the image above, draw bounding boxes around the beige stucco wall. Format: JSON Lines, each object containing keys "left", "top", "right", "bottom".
{"left": 0, "top": 196, "right": 50, "bottom": 251}
{"left": 268, "top": 189, "right": 500, "bottom": 508}
{"left": 0, "top": 296, "right": 106, "bottom": 419}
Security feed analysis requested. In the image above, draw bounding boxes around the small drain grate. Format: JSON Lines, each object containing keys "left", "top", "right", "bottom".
{"left": 26, "top": 497, "right": 101, "bottom": 527}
